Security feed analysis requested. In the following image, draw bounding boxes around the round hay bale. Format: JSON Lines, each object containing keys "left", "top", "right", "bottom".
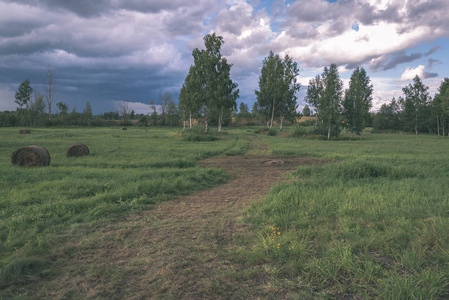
{"left": 67, "top": 143, "right": 89, "bottom": 157}
{"left": 11, "top": 145, "right": 50, "bottom": 167}
{"left": 19, "top": 129, "right": 31, "bottom": 134}
{"left": 121, "top": 127, "right": 128, "bottom": 130}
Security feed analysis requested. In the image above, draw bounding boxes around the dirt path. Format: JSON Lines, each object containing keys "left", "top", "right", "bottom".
{"left": 40, "top": 136, "right": 327, "bottom": 299}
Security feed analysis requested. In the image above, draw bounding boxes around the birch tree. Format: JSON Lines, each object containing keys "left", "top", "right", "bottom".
{"left": 401, "top": 75, "right": 430, "bottom": 135}
{"left": 118, "top": 101, "right": 130, "bottom": 124}
{"left": 179, "top": 66, "right": 202, "bottom": 130}
{"left": 343, "top": 67, "right": 373, "bottom": 136}
{"left": 15, "top": 79, "right": 33, "bottom": 125}
{"left": 188, "top": 33, "right": 239, "bottom": 133}
{"left": 305, "top": 64, "right": 343, "bottom": 139}
{"left": 255, "top": 51, "right": 300, "bottom": 130}
{"left": 433, "top": 78, "right": 449, "bottom": 136}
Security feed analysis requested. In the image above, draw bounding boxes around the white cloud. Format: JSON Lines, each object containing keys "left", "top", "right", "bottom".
{"left": 113, "top": 101, "right": 162, "bottom": 115}
{"left": 277, "top": 0, "right": 449, "bottom": 69}
{"left": 398, "top": 65, "right": 426, "bottom": 81}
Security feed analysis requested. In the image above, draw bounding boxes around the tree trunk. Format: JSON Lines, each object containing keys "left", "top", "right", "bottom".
{"left": 270, "top": 99, "right": 275, "bottom": 129}
{"left": 189, "top": 112, "right": 192, "bottom": 130}
{"left": 205, "top": 111, "right": 208, "bottom": 133}
{"left": 280, "top": 115, "right": 284, "bottom": 131}
{"left": 437, "top": 115, "right": 440, "bottom": 136}
{"left": 415, "top": 113, "right": 418, "bottom": 135}
{"left": 328, "top": 124, "right": 331, "bottom": 140}
{"left": 218, "top": 110, "right": 222, "bottom": 133}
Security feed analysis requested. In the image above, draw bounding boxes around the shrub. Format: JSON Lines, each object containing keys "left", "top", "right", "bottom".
{"left": 268, "top": 128, "right": 277, "bottom": 136}
{"left": 290, "top": 126, "right": 308, "bottom": 137}
{"left": 181, "top": 126, "right": 219, "bottom": 142}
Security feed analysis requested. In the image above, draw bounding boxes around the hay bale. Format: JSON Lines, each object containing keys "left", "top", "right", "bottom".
{"left": 121, "top": 127, "right": 128, "bottom": 130}
{"left": 19, "top": 129, "right": 31, "bottom": 134}
{"left": 11, "top": 145, "right": 50, "bottom": 167}
{"left": 67, "top": 143, "right": 89, "bottom": 157}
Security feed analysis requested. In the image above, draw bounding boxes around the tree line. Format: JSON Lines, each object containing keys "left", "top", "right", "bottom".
{"left": 3, "top": 32, "right": 449, "bottom": 137}
{"left": 373, "top": 77, "right": 449, "bottom": 136}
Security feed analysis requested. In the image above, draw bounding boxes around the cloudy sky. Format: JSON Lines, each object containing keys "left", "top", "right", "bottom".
{"left": 0, "top": 0, "right": 448, "bottom": 114}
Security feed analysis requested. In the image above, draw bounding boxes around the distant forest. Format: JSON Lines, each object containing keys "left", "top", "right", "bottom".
{"left": 2, "top": 74, "right": 449, "bottom": 137}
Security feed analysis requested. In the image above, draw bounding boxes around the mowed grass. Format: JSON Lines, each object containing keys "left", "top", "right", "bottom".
{"left": 2, "top": 126, "right": 449, "bottom": 299}
{"left": 245, "top": 131, "right": 449, "bottom": 299}
{"left": 0, "top": 127, "right": 249, "bottom": 290}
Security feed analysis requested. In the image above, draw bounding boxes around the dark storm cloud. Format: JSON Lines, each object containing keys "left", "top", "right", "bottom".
{"left": 2, "top": 0, "right": 111, "bottom": 17}
{"left": 0, "top": 19, "right": 47, "bottom": 38}
{"left": 1, "top": 0, "right": 184, "bottom": 17}
{"left": 423, "top": 72, "right": 438, "bottom": 79}
{"left": 371, "top": 46, "right": 440, "bottom": 72}
{"left": 0, "top": 0, "right": 219, "bottom": 114}
{"left": 371, "top": 51, "right": 423, "bottom": 71}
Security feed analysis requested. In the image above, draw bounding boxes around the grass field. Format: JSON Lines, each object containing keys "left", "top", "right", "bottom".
{"left": 1, "top": 126, "right": 449, "bottom": 299}
{"left": 0, "top": 127, "right": 248, "bottom": 297}
{"left": 246, "top": 131, "right": 449, "bottom": 299}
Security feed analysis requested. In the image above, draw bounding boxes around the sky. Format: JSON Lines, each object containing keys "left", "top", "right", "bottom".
{"left": 0, "top": 0, "right": 448, "bottom": 115}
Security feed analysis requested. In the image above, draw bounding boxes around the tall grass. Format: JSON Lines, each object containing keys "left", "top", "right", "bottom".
{"left": 246, "top": 133, "right": 449, "bottom": 298}
{"left": 0, "top": 127, "right": 248, "bottom": 287}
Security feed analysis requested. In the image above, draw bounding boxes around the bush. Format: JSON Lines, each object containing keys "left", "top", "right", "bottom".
{"left": 181, "top": 126, "right": 219, "bottom": 142}
{"left": 268, "top": 128, "right": 277, "bottom": 136}
{"left": 312, "top": 123, "right": 341, "bottom": 138}
{"left": 297, "top": 119, "right": 316, "bottom": 127}
{"left": 290, "top": 125, "right": 309, "bottom": 137}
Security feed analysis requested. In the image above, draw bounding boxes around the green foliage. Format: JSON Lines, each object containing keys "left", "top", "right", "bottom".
{"left": 291, "top": 123, "right": 340, "bottom": 139}
{"left": 268, "top": 128, "right": 277, "bottom": 136}
{"left": 305, "top": 64, "right": 343, "bottom": 139}
{"left": 343, "top": 67, "right": 373, "bottom": 135}
{"left": 14, "top": 79, "right": 33, "bottom": 109}
{"left": 182, "top": 130, "right": 219, "bottom": 142}
{"left": 373, "top": 98, "right": 401, "bottom": 132}
{"left": 27, "top": 93, "right": 46, "bottom": 127}
{"left": 401, "top": 75, "right": 431, "bottom": 135}
{"left": 188, "top": 33, "right": 239, "bottom": 133}
{"left": 290, "top": 125, "right": 308, "bottom": 137}
{"left": 255, "top": 51, "right": 300, "bottom": 130}
{"left": 302, "top": 104, "right": 310, "bottom": 117}
{"left": 432, "top": 78, "right": 449, "bottom": 136}
{"left": 83, "top": 102, "right": 93, "bottom": 126}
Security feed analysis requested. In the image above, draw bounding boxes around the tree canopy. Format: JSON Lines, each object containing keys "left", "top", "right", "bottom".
{"left": 255, "top": 51, "right": 300, "bottom": 130}
{"left": 401, "top": 75, "right": 430, "bottom": 135}
{"left": 343, "top": 67, "right": 373, "bottom": 136}
{"left": 305, "top": 64, "right": 343, "bottom": 139}
{"left": 185, "top": 33, "right": 239, "bottom": 133}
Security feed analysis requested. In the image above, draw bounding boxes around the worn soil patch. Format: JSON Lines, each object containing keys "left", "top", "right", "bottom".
{"left": 30, "top": 141, "right": 329, "bottom": 299}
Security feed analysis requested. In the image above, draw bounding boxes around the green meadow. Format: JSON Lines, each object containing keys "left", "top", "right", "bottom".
{"left": 1, "top": 126, "right": 449, "bottom": 299}
{"left": 246, "top": 131, "right": 449, "bottom": 299}
{"left": 0, "top": 128, "right": 247, "bottom": 291}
